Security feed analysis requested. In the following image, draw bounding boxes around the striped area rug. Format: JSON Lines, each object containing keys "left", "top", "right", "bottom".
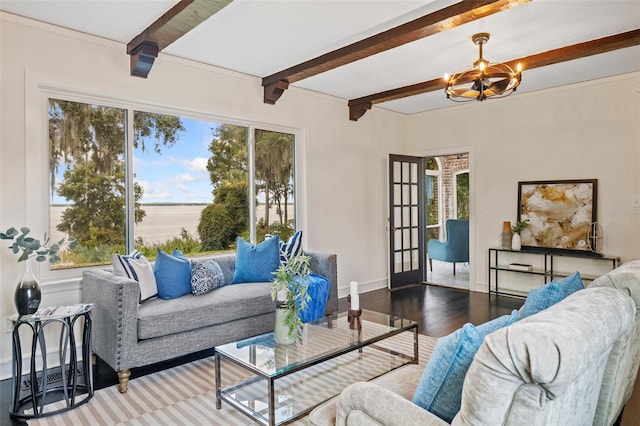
{"left": 29, "top": 333, "right": 437, "bottom": 426}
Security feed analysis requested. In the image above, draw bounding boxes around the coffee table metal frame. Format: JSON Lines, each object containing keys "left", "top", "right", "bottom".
{"left": 215, "top": 309, "right": 418, "bottom": 426}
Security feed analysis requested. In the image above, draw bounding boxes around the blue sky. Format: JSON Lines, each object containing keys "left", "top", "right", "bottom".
{"left": 51, "top": 117, "right": 219, "bottom": 205}
{"left": 135, "top": 117, "right": 217, "bottom": 204}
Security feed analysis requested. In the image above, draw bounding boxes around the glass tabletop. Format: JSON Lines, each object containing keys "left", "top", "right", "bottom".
{"left": 215, "top": 309, "right": 417, "bottom": 377}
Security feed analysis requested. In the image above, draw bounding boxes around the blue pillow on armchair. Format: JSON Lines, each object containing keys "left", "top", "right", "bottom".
{"left": 412, "top": 309, "right": 519, "bottom": 422}
{"left": 232, "top": 237, "right": 280, "bottom": 283}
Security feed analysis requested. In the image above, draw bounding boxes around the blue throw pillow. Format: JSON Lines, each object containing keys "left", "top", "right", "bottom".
{"left": 231, "top": 237, "right": 280, "bottom": 284}
{"left": 265, "top": 230, "right": 303, "bottom": 263}
{"left": 154, "top": 248, "right": 192, "bottom": 299}
{"left": 191, "top": 259, "right": 226, "bottom": 295}
{"left": 520, "top": 271, "right": 584, "bottom": 318}
{"left": 412, "top": 309, "right": 519, "bottom": 422}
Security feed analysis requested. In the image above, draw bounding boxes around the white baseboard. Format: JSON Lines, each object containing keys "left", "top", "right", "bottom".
{"left": 337, "top": 278, "right": 387, "bottom": 298}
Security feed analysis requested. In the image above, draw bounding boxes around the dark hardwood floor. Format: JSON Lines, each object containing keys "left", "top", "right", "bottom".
{"left": 1, "top": 284, "right": 522, "bottom": 425}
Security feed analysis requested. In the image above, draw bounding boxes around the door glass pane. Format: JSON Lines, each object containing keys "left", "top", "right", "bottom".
{"left": 395, "top": 251, "right": 402, "bottom": 270}
{"left": 403, "top": 207, "right": 410, "bottom": 226}
{"left": 394, "top": 229, "right": 402, "bottom": 248}
{"left": 402, "top": 162, "right": 409, "bottom": 182}
{"left": 394, "top": 184, "right": 401, "bottom": 204}
{"left": 411, "top": 184, "right": 418, "bottom": 205}
{"left": 393, "top": 161, "right": 401, "bottom": 181}
{"left": 412, "top": 249, "right": 419, "bottom": 269}
{"left": 411, "top": 162, "right": 417, "bottom": 182}
{"left": 402, "top": 184, "right": 410, "bottom": 203}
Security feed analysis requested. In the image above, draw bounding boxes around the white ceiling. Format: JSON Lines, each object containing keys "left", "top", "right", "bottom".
{"left": 2, "top": 0, "right": 639, "bottom": 115}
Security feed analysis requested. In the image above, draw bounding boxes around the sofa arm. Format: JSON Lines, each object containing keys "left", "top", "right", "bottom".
{"left": 336, "top": 382, "right": 449, "bottom": 426}
{"left": 305, "top": 250, "right": 338, "bottom": 315}
{"left": 81, "top": 269, "right": 140, "bottom": 372}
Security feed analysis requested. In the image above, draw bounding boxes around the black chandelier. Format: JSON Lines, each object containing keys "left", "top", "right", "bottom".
{"left": 444, "top": 33, "right": 522, "bottom": 102}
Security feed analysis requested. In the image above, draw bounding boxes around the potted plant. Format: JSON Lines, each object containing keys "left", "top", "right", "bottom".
{"left": 270, "top": 254, "right": 312, "bottom": 344}
{"left": 1, "top": 226, "right": 77, "bottom": 315}
{"left": 510, "top": 220, "right": 529, "bottom": 251}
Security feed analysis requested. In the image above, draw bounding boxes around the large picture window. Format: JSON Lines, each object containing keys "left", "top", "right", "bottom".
{"left": 48, "top": 98, "right": 296, "bottom": 269}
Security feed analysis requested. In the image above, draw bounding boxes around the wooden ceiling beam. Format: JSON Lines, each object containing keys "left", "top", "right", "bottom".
{"left": 127, "top": 0, "right": 232, "bottom": 78}
{"left": 262, "top": 0, "right": 531, "bottom": 104}
{"left": 349, "top": 28, "right": 640, "bottom": 121}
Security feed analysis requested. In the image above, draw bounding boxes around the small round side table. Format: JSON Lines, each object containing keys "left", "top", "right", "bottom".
{"left": 9, "top": 304, "right": 94, "bottom": 420}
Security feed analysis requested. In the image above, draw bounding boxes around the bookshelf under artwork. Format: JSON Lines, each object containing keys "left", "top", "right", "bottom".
{"left": 488, "top": 248, "right": 619, "bottom": 298}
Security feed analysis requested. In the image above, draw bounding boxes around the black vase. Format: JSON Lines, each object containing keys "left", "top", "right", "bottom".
{"left": 14, "top": 261, "right": 41, "bottom": 315}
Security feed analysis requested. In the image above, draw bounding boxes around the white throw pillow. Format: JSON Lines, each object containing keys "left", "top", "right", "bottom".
{"left": 111, "top": 251, "right": 158, "bottom": 302}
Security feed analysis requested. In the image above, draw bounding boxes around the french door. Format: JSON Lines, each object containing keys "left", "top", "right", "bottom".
{"left": 388, "top": 154, "right": 425, "bottom": 289}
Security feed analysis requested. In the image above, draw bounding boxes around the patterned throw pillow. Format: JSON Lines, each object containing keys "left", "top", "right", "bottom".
{"left": 111, "top": 250, "right": 158, "bottom": 302}
{"left": 191, "top": 259, "right": 226, "bottom": 295}
{"left": 266, "top": 230, "right": 303, "bottom": 263}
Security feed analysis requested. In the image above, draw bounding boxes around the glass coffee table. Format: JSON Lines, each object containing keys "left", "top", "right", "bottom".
{"left": 215, "top": 309, "right": 418, "bottom": 426}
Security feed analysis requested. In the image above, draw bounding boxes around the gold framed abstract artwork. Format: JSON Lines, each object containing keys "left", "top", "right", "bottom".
{"left": 517, "top": 179, "right": 598, "bottom": 254}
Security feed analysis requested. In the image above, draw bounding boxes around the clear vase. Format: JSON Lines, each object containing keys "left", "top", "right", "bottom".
{"left": 15, "top": 259, "right": 41, "bottom": 315}
{"left": 274, "top": 303, "right": 296, "bottom": 345}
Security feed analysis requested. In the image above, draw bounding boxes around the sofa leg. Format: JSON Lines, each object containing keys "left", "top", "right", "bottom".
{"left": 429, "top": 258, "right": 432, "bottom": 272}
{"left": 117, "top": 369, "right": 131, "bottom": 393}
{"left": 453, "top": 262, "right": 456, "bottom": 275}
{"left": 91, "top": 353, "right": 97, "bottom": 366}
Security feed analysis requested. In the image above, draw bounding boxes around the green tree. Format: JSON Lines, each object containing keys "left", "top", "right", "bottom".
{"left": 456, "top": 172, "right": 470, "bottom": 219}
{"left": 49, "top": 100, "right": 184, "bottom": 249}
{"left": 55, "top": 163, "right": 145, "bottom": 248}
{"left": 198, "top": 181, "right": 248, "bottom": 250}
{"left": 206, "top": 124, "right": 248, "bottom": 192}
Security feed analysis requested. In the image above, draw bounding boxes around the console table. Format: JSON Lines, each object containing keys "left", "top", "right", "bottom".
{"left": 488, "top": 248, "right": 620, "bottom": 298}
{"left": 10, "top": 305, "right": 94, "bottom": 420}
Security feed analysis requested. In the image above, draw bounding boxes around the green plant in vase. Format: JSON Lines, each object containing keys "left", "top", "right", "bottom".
{"left": 1, "top": 227, "right": 77, "bottom": 315}
{"left": 271, "top": 254, "right": 311, "bottom": 343}
{"left": 511, "top": 220, "right": 530, "bottom": 235}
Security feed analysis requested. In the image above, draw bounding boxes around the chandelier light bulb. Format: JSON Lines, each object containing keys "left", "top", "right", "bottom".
{"left": 444, "top": 73, "right": 450, "bottom": 81}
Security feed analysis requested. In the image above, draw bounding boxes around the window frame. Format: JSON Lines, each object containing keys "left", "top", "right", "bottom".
{"left": 29, "top": 82, "right": 304, "bottom": 283}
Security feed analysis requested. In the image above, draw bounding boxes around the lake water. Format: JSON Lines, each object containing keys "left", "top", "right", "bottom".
{"left": 50, "top": 204, "right": 294, "bottom": 244}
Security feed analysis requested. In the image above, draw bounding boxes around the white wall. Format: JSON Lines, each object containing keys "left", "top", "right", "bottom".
{"left": 406, "top": 73, "right": 640, "bottom": 292}
{"left": 0, "top": 13, "right": 406, "bottom": 376}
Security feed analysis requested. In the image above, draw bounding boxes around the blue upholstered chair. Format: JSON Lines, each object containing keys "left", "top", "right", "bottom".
{"left": 427, "top": 219, "right": 469, "bottom": 275}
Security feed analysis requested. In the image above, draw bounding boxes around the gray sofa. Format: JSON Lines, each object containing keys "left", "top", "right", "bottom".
{"left": 310, "top": 259, "right": 640, "bottom": 426}
{"left": 82, "top": 250, "right": 337, "bottom": 393}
